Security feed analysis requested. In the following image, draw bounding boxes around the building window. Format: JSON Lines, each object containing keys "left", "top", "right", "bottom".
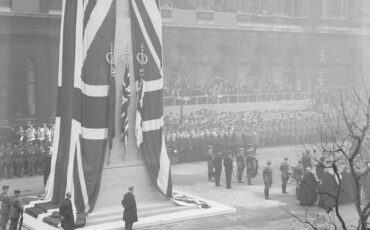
{"left": 10, "top": 56, "right": 36, "bottom": 118}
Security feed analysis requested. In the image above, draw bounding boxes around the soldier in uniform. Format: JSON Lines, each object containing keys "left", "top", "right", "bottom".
{"left": 214, "top": 151, "right": 223, "bottom": 186}
{"left": 223, "top": 152, "right": 233, "bottom": 189}
{"left": 280, "top": 157, "right": 290, "bottom": 193}
{"left": 25, "top": 143, "right": 37, "bottom": 176}
{"left": 236, "top": 147, "right": 245, "bottom": 183}
{"left": 14, "top": 145, "right": 25, "bottom": 177}
{"left": 3, "top": 144, "right": 14, "bottom": 178}
{"left": 245, "top": 146, "right": 258, "bottom": 185}
{"left": 206, "top": 145, "right": 215, "bottom": 181}
{"left": 263, "top": 160, "right": 273, "bottom": 200}
{"left": 0, "top": 185, "right": 10, "bottom": 230}
{"left": 8, "top": 190, "right": 23, "bottom": 230}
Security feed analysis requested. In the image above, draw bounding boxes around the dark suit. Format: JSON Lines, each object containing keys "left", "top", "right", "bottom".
{"left": 0, "top": 192, "right": 10, "bottom": 230}
{"left": 8, "top": 196, "right": 23, "bottom": 230}
{"left": 214, "top": 154, "right": 223, "bottom": 186}
{"left": 224, "top": 155, "right": 233, "bottom": 188}
{"left": 121, "top": 191, "right": 137, "bottom": 230}
{"left": 59, "top": 198, "right": 74, "bottom": 230}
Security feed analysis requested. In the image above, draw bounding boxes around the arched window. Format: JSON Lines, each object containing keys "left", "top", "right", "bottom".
{"left": 10, "top": 56, "right": 36, "bottom": 118}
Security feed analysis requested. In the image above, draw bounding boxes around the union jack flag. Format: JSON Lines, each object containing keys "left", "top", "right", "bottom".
{"left": 121, "top": 63, "right": 130, "bottom": 146}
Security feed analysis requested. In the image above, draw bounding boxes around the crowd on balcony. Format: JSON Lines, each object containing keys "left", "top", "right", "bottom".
{"left": 164, "top": 108, "right": 326, "bottom": 163}
{"left": 164, "top": 77, "right": 302, "bottom": 98}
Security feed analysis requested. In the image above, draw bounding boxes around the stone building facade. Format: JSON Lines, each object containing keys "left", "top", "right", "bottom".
{"left": 0, "top": 0, "right": 369, "bottom": 124}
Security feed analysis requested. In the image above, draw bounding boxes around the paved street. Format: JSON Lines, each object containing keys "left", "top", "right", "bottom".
{"left": 0, "top": 145, "right": 358, "bottom": 229}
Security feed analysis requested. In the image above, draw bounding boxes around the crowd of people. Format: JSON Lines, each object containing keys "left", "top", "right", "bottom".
{"left": 164, "top": 77, "right": 302, "bottom": 98}
{"left": 0, "top": 121, "right": 54, "bottom": 183}
{"left": 164, "top": 108, "right": 323, "bottom": 164}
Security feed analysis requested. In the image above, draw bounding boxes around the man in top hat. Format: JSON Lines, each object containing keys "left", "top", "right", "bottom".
{"left": 59, "top": 192, "right": 74, "bottom": 230}
{"left": 236, "top": 147, "right": 245, "bottom": 183}
{"left": 121, "top": 186, "right": 137, "bottom": 230}
{"left": 263, "top": 160, "right": 273, "bottom": 200}
{"left": 0, "top": 185, "right": 10, "bottom": 230}
{"left": 280, "top": 157, "right": 290, "bottom": 194}
{"left": 8, "top": 190, "right": 23, "bottom": 230}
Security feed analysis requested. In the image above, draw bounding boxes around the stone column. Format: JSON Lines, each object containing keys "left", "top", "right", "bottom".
{"left": 109, "top": 0, "right": 138, "bottom": 163}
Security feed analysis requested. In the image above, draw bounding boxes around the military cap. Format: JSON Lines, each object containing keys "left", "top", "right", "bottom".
{"left": 267, "top": 160, "right": 271, "bottom": 165}
{"left": 14, "top": 190, "right": 21, "bottom": 194}
{"left": 284, "top": 157, "right": 288, "bottom": 160}
{"left": 2, "top": 185, "right": 9, "bottom": 190}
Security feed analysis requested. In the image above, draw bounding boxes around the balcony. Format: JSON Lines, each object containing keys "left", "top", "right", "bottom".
{"left": 163, "top": 92, "right": 315, "bottom": 107}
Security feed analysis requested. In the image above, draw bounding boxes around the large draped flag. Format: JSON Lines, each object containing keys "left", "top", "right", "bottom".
{"left": 130, "top": 0, "right": 173, "bottom": 197}
{"left": 121, "top": 63, "right": 130, "bottom": 146}
{"left": 45, "top": 0, "right": 116, "bottom": 214}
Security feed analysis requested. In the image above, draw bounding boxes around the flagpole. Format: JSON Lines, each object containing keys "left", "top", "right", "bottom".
{"left": 106, "top": 43, "right": 115, "bottom": 166}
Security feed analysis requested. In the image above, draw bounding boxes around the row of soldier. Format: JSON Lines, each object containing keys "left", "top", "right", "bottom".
{"left": 0, "top": 142, "right": 51, "bottom": 183}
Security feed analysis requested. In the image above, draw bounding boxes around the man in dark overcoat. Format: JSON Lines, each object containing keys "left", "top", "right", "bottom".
{"left": 122, "top": 186, "right": 137, "bottom": 230}
{"left": 263, "top": 160, "right": 273, "bottom": 199}
{"left": 59, "top": 192, "right": 74, "bottom": 230}
{"left": 0, "top": 185, "right": 10, "bottom": 230}
{"left": 224, "top": 152, "right": 233, "bottom": 189}
{"left": 214, "top": 151, "right": 223, "bottom": 186}
{"left": 8, "top": 190, "right": 23, "bottom": 230}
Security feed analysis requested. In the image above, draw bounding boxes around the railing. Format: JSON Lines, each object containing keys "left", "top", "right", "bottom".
{"left": 164, "top": 92, "right": 315, "bottom": 107}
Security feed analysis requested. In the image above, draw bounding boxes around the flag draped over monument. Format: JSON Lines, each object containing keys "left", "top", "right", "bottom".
{"left": 131, "top": 0, "right": 173, "bottom": 197}
{"left": 45, "top": 0, "right": 116, "bottom": 213}
{"left": 121, "top": 63, "right": 130, "bottom": 146}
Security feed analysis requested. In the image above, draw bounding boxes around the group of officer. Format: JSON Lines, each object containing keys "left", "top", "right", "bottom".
{"left": 0, "top": 186, "right": 23, "bottom": 230}
{"left": 206, "top": 144, "right": 259, "bottom": 189}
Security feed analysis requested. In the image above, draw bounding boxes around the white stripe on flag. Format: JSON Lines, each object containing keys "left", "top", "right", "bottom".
{"left": 83, "top": 0, "right": 114, "bottom": 61}
{"left": 142, "top": 0, "right": 162, "bottom": 43}
{"left": 57, "top": 0, "right": 66, "bottom": 87}
{"left": 157, "top": 135, "right": 170, "bottom": 195}
{"left": 131, "top": 0, "right": 163, "bottom": 76}
{"left": 74, "top": 0, "right": 84, "bottom": 89}
{"left": 44, "top": 116, "right": 61, "bottom": 201}
{"left": 76, "top": 136, "right": 90, "bottom": 212}
{"left": 81, "top": 127, "right": 108, "bottom": 140}
{"left": 142, "top": 117, "right": 163, "bottom": 132}
{"left": 135, "top": 111, "right": 143, "bottom": 147}
{"left": 143, "top": 78, "right": 163, "bottom": 93}
{"left": 65, "top": 120, "right": 78, "bottom": 195}
{"left": 81, "top": 82, "right": 110, "bottom": 97}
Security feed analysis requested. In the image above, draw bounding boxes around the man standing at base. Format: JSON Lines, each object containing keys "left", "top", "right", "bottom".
{"left": 224, "top": 152, "right": 233, "bottom": 189}
{"left": 263, "top": 160, "right": 273, "bottom": 200}
{"left": 280, "top": 157, "right": 290, "bottom": 193}
{"left": 8, "top": 190, "right": 23, "bottom": 230}
{"left": 206, "top": 144, "right": 215, "bottom": 181}
{"left": 214, "top": 152, "right": 223, "bottom": 186}
{"left": 122, "top": 186, "right": 137, "bottom": 230}
{"left": 236, "top": 147, "right": 245, "bottom": 183}
{"left": 0, "top": 185, "right": 10, "bottom": 230}
{"left": 59, "top": 192, "right": 74, "bottom": 230}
